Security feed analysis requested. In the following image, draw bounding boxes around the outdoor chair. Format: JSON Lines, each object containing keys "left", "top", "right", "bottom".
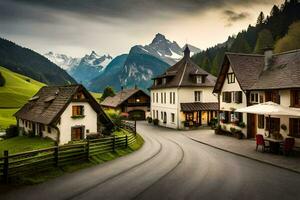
{"left": 279, "top": 138, "right": 295, "bottom": 156}
{"left": 256, "top": 134, "right": 270, "bottom": 152}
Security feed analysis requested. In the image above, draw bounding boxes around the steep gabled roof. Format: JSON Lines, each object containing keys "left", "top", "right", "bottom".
{"left": 151, "top": 50, "right": 216, "bottom": 89}
{"left": 214, "top": 50, "right": 300, "bottom": 93}
{"left": 14, "top": 85, "right": 113, "bottom": 128}
{"left": 250, "top": 50, "right": 300, "bottom": 90}
{"left": 100, "top": 88, "right": 149, "bottom": 108}
{"left": 213, "top": 53, "right": 265, "bottom": 93}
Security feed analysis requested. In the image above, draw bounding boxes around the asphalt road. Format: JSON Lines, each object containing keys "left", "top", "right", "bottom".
{"left": 2, "top": 121, "right": 300, "bottom": 200}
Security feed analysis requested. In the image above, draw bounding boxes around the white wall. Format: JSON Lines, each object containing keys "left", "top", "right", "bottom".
{"left": 58, "top": 102, "right": 98, "bottom": 144}
{"left": 151, "top": 86, "right": 217, "bottom": 129}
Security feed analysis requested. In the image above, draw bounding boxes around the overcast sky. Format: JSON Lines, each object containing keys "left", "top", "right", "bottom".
{"left": 0, "top": 0, "right": 283, "bottom": 57}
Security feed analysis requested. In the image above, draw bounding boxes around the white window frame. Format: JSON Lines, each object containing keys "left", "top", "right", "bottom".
{"left": 250, "top": 92, "right": 259, "bottom": 104}
{"left": 196, "top": 76, "right": 202, "bottom": 84}
{"left": 194, "top": 91, "right": 202, "bottom": 102}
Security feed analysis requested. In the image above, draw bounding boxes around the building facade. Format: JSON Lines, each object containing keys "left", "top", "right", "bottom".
{"left": 214, "top": 49, "right": 300, "bottom": 145}
{"left": 101, "top": 88, "right": 150, "bottom": 120}
{"left": 15, "top": 85, "right": 113, "bottom": 144}
{"left": 150, "top": 47, "right": 218, "bottom": 129}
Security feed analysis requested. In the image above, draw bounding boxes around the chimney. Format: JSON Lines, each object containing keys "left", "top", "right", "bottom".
{"left": 184, "top": 45, "right": 190, "bottom": 58}
{"left": 263, "top": 47, "right": 273, "bottom": 71}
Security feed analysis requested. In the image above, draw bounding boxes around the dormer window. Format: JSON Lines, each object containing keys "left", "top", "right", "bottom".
{"left": 162, "top": 78, "right": 167, "bottom": 85}
{"left": 154, "top": 79, "right": 158, "bottom": 86}
{"left": 227, "top": 73, "right": 235, "bottom": 84}
{"left": 196, "top": 76, "right": 202, "bottom": 84}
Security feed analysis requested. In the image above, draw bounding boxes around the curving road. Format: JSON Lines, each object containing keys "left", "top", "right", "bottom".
{"left": 2, "top": 121, "right": 300, "bottom": 200}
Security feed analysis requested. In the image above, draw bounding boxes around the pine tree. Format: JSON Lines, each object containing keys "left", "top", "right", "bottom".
{"left": 257, "top": 12, "right": 265, "bottom": 25}
{"left": 230, "top": 34, "right": 252, "bottom": 53}
{"left": 270, "top": 5, "right": 280, "bottom": 17}
{"left": 100, "top": 86, "right": 115, "bottom": 102}
{"left": 254, "top": 29, "right": 274, "bottom": 54}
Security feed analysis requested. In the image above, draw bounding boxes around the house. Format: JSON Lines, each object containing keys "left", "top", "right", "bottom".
{"left": 150, "top": 46, "right": 218, "bottom": 129}
{"left": 214, "top": 48, "right": 300, "bottom": 143}
{"left": 14, "top": 84, "right": 114, "bottom": 144}
{"left": 100, "top": 87, "right": 150, "bottom": 120}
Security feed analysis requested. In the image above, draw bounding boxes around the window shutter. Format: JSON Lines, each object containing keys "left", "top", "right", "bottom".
{"left": 291, "top": 90, "right": 295, "bottom": 107}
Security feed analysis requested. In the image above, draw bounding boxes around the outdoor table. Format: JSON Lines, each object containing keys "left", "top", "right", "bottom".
{"left": 264, "top": 138, "right": 284, "bottom": 154}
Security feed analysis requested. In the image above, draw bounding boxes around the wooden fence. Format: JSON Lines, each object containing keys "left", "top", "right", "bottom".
{"left": 120, "top": 120, "right": 136, "bottom": 134}
{"left": 0, "top": 132, "right": 136, "bottom": 183}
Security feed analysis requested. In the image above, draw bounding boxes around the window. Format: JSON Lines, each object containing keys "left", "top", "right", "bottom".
{"left": 161, "top": 93, "right": 163, "bottom": 103}
{"left": 171, "top": 113, "right": 175, "bottom": 123}
{"left": 170, "top": 92, "right": 172, "bottom": 104}
{"left": 234, "top": 91, "right": 243, "bottom": 104}
{"left": 223, "top": 111, "right": 230, "bottom": 123}
{"left": 152, "top": 93, "right": 155, "bottom": 103}
{"left": 194, "top": 91, "right": 202, "bottom": 102}
{"left": 47, "top": 126, "right": 51, "bottom": 133}
{"left": 258, "top": 115, "right": 264, "bottom": 129}
{"left": 266, "top": 117, "right": 280, "bottom": 133}
{"left": 173, "top": 92, "right": 175, "bottom": 104}
{"left": 153, "top": 110, "right": 155, "bottom": 118}
{"left": 196, "top": 76, "right": 202, "bottom": 84}
{"left": 291, "top": 90, "right": 300, "bottom": 108}
{"left": 265, "top": 90, "right": 280, "bottom": 104}
{"left": 74, "top": 92, "right": 85, "bottom": 100}
{"left": 163, "top": 112, "right": 167, "bottom": 123}
{"left": 156, "top": 111, "right": 158, "bottom": 119}
{"left": 86, "top": 129, "right": 90, "bottom": 133}
{"left": 233, "top": 112, "right": 243, "bottom": 123}
{"left": 259, "top": 95, "right": 264, "bottom": 103}
{"left": 72, "top": 106, "right": 84, "bottom": 116}
{"left": 164, "top": 92, "right": 166, "bottom": 104}
{"left": 227, "top": 73, "right": 235, "bottom": 84}
{"left": 162, "top": 78, "right": 167, "bottom": 85}
{"left": 154, "top": 79, "right": 158, "bottom": 86}
{"left": 156, "top": 93, "right": 158, "bottom": 103}
{"left": 222, "top": 92, "right": 232, "bottom": 103}
{"left": 186, "top": 112, "right": 193, "bottom": 121}
{"left": 161, "top": 111, "right": 163, "bottom": 120}
{"left": 290, "top": 118, "right": 300, "bottom": 138}
{"left": 42, "top": 124, "right": 45, "bottom": 131}
{"left": 250, "top": 92, "right": 259, "bottom": 103}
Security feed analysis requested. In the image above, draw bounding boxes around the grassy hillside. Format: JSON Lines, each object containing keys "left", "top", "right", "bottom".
{"left": 0, "top": 66, "right": 45, "bottom": 108}
{"left": 0, "top": 66, "right": 45, "bottom": 130}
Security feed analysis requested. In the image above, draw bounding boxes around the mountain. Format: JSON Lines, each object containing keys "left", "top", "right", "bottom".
{"left": 0, "top": 37, "right": 76, "bottom": 85}
{"left": 44, "top": 52, "right": 80, "bottom": 71}
{"left": 88, "top": 33, "right": 200, "bottom": 93}
{"left": 45, "top": 51, "right": 113, "bottom": 86}
{"left": 192, "top": 0, "right": 300, "bottom": 76}
{"left": 88, "top": 54, "right": 128, "bottom": 92}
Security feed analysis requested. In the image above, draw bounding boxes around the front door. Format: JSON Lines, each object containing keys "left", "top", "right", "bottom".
{"left": 247, "top": 114, "right": 257, "bottom": 138}
{"left": 71, "top": 127, "right": 84, "bottom": 141}
{"left": 201, "top": 111, "right": 208, "bottom": 125}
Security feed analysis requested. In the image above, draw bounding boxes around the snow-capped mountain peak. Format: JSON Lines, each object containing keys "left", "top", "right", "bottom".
{"left": 44, "top": 52, "right": 80, "bottom": 71}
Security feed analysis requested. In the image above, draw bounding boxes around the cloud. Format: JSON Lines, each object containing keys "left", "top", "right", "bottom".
{"left": 1, "top": 0, "right": 279, "bottom": 23}
{"left": 223, "top": 10, "right": 250, "bottom": 26}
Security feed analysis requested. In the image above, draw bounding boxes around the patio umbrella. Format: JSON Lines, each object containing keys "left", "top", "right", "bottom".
{"left": 235, "top": 101, "right": 300, "bottom": 136}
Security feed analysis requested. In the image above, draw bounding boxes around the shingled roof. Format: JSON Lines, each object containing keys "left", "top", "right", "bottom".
{"left": 100, "top": 88, "right": 149, "bottom": 108}
{"left": 14, "top": 85, "right": 113, "bottom": 128}
{"left": 181, "top": 102, "right": 219, "bottom": 112}
{"left": 151, "top": 46, "right": 216, "bottom": 89}
{"left": 214, "top": 49, "right": 300, "bottom": 93}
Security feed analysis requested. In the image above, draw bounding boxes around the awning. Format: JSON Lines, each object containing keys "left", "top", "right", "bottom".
{"left": 181, "top": 102, "right": 218, "bottom": 112}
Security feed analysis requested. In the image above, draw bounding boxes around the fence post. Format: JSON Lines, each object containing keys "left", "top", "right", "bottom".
{"left": 86, "top": 140, "right": 90, "bottom": 160}
{"left": 112, "top": 136, "right": 116, "bottom": 152}
{"left": 54, "top": 142, "right": 59, "bottom": 167}
{"left": 3, "top": 150, "right": 9, "bottom": 183}
{"left": 125, "top": 135, "right": 128, "bottom": 148}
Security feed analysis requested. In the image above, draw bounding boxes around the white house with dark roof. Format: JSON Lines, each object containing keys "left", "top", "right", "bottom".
{"left": 150, "top": 46, "right": 218, "bottom": 129}
{"left": 214, "top": 48, "right": 300, "bottom": 144}
{"left": 14, "top": 85, "right": 113, "bottom": 144}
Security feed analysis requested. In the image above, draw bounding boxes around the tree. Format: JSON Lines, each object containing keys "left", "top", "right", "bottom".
{"left": 270, "top": 5, "right": 280, "bottom": 17}
{"left": 0, "top": 72, "right": 5, "bottom": 87}
{"left": 100, "top": 86, "right": 115, "bottom": 102}
{"left": 275, "top": 21, "right": 300, "bottom": 53}
{"left": 254, "top": 29, "right": 274, "bottom": 54}
{"left": 257, "top": 12, "right": 265, "bottom": 25}
{"left": 230, "top": 34, "right": 252, "bottom": 53}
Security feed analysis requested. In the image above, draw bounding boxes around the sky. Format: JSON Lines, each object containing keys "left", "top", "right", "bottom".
{"left": 0, "top": 0, "right": 283, "bottom": 58}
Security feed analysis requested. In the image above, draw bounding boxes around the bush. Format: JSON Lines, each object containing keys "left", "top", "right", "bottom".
{"left": 0, "top": 72, "right": 5, "bottom": 87}
{"left": 147, "top": 117, "right": 152, "bottom": 123}
{"left": 230, "top": 127, "right": 237, "bottom": 134}
{"left": 106, "top": 109, "right": 124, "bottom": 129}
{"left": 235, "top": 130, "right": 244, "bottom": 139}
{"left": 5, "top": 125, "right": 19, "bottom": 138}
{"left": 28, "top": 131, "right": 35, "bottom": 137}
{"left": 238, "top": 122, "right": 246, "bottom": 128}
{"left": 153, "top": 119, "right": 159, "bottom": 126}
{"left": 210, "top": 118, "right": 218, "bottom": 128}
{"left": 86, "top": 133, "right": 101, "bottom": 140}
